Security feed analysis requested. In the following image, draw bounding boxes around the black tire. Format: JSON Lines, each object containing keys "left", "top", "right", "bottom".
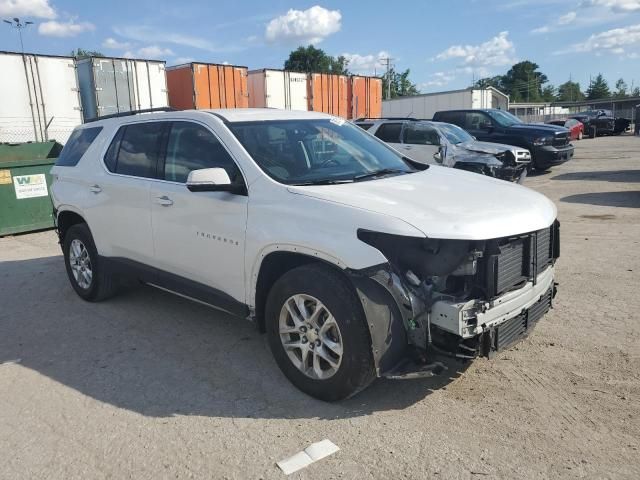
{"left": 265, "top": 263, "right": 375, "bottom": 401}
{"left": 62, "top": 223, "right": 117, "bottom": 301}
{"left": 589, "top": 125, "right": 597, "bottom": 139}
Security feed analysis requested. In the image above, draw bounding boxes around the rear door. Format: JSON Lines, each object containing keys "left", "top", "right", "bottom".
{"left": 400, "top": 123, "right": 442, "bottom": 165}
{"left": 149, "top": 120, "right": 248, "bottom": 305}
{"left": 373, "top": 122, "right": 403, "bottom": 151}
{"left": 84, "top": 121, "right": 164, "bottom": 264}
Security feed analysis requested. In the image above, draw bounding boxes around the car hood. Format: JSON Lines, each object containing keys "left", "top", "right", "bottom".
{"left": 287, "top": 167, "right": 556, "bottom": 240}
{"left": 458, "top": 140, "right": 522, "bottom": 155}
{"left": 508, "top": 123, "right": 569, "bottom": 135}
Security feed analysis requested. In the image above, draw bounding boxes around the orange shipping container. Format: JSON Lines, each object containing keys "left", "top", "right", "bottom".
{"left": 348, "top": 76, "right": 382, "bottom": 119}
{"left": 166, "top": 62, "right": 248, "bottom": 110}
{"left": 308, "top": 73, "right": 348, "bottom": 118}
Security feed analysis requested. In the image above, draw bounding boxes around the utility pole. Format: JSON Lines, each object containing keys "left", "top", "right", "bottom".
{"left": 3, "top": 18, "right": 34, "bottom": 53}
{"left": 380, "top": 56, "right": 393, "bottom": 100}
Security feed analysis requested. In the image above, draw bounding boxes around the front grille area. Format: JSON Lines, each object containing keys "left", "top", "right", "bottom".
{"left": 495, "top": 287, "right": 553, "bottom": 351}
{"left": 483, "top": 221, "right": 559, "bottom": 298}
{"left": 553, "top": 132, "right": 569, "bottom": 147}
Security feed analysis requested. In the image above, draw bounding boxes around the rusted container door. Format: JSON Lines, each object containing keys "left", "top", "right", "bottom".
{"left": 192, "top": 64, "right": 247, "bottom": 109}
{"left": 349, "top": 76, "right": 382, "bottom": 119}
{"left": 167, "top": 65, "right": 195, "bottom": 110}
{"left": 309, "top": 74, "right": 348, "bottom": 118}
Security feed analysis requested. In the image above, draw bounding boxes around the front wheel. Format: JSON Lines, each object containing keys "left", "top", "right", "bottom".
{"left": 265, "top": 264, "right": 375, "bottom": 401}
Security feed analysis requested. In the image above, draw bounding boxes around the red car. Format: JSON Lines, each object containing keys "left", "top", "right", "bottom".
{"left": 547, "top": 118, "right": 584, "bottom": 140}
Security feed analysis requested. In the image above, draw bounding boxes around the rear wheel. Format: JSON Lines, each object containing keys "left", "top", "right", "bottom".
{"left": 265, "top": 264, "right": 375, "bottom": 401}
{"left": 63, "top": 223, "right": 117, "bottom": 301}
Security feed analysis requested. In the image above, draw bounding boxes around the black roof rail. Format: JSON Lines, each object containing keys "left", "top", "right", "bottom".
{"left": 85, "top": 107, "right": 177, "bottom": 123}
{"left": 354, "top": 116, "right": 420, "bottom": 122}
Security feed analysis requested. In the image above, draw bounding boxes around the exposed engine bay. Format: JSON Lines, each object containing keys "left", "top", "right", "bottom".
{"left": 351, "top": 221, "right": 560, "bottom": 377}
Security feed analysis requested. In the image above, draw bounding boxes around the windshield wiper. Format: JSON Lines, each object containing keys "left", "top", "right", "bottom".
{"left": 293, "top": 178, "right": 354, "bottom": 186}
{"left": 353, "top": 168, "right": 409, "bottom": 182}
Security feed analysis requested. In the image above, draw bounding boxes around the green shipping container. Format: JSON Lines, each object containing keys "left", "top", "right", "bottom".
{"left": 0, "top": 141, "right": 63, "bottom": 236}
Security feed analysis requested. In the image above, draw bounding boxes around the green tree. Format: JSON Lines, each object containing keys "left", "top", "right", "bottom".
{"left": 70, "top": 48, "right": 104, "bottom": 59}
{"left": 475, "top": 61, "right": 549, "bottom": 102}
{"left": 381, "top": 68, "right": 420, "bottom": 99}
{"left": 556, "top": 81, "right": 585, "bottom": 102}
{"left": 632, "top": 86, "right": 640, "bottom": 97}
{"left": 586, "top": 74, "right": 610, "bottom": 100}
{"left": 502, "top": 61, "right": 548, "bottom": 102}
{"left": 541, "top": 85, "right": 556, "bottom": 102}
{"left": 614, "top": 78, "right": 628, "bottom": 98}
{"left": 284, "top": 45, "right": 349, "bottom": 74}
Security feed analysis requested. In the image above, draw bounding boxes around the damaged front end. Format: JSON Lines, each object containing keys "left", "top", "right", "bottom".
{"left": 348, "top": 221, "right": 560, "bottom": 378}
{"left": 454, "top": 150, "right": 528, "bottom": 183}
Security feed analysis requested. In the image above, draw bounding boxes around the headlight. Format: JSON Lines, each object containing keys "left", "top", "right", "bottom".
{"left": 532, "top": 136, "right": 553, "bottom": 146}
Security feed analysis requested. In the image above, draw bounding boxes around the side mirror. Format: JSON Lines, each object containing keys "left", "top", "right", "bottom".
{"left": 480, "top": 122, "right": 493, "bottom": 131}
{"left": 186, "top": 168, "right": 245, "bottom": 194}
{"left": 433, "top": 145, "right": 446, "bottom": 163}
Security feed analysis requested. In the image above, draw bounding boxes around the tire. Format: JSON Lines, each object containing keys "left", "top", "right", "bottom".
{"left": 63, "top": 223, "right": 118, "bottom": 301}
{"left": 265, "top": 263, "right": 375, "bottom": 401}
{"left": 589, "top": 126, "right": 597, "bottom": 139}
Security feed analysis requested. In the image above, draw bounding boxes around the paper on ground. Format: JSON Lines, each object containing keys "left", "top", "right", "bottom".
{"left": 277, "top": 439, "right": 340, "bottom": 475}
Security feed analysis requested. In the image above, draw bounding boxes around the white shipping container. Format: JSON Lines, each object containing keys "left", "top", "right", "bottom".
{"left": 248, "top": 69, "right": 308, "bottom": 111}
{"left": 77, "top": 57, "right": 168, "bottom": 121}
{"left": 0, "top": 51, "right": 82, "bottom": 144}
{"left": 382, "top": 87, "right": 509, "bottom": 119}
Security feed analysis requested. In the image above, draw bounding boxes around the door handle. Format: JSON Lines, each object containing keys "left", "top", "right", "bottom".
{"left": 155, "top": 195, "right": 174, "bottom": 207}
{"left": 89, "top": 184, "right": 102, "bottom": 194}
{"left": 403, "top": 145, "right": 412, "bottom": 150}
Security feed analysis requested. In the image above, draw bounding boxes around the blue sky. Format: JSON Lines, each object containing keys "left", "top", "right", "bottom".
{"left": 1, "top": 0, "right": 639, "bottom": 94}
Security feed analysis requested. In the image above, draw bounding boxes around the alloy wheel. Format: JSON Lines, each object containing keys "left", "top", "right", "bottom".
{"left": 69, "top": 239, "right": 93, "bottom": 289}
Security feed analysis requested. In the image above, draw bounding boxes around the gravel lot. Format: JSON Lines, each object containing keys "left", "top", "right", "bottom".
{"left": 1, "top": 135, "right": 639, "bottom": 479}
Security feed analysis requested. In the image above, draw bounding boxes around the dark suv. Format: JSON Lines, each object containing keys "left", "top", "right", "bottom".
{"left": 433, "top": 109, "right": 574, "bottom": 170}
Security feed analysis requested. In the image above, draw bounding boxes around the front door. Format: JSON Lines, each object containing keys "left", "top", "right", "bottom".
{"left": 149, "top": 121, "right": 248, "bottom": 305}
{"left": 400, "top": 123, "right": 443, "bottom": 165}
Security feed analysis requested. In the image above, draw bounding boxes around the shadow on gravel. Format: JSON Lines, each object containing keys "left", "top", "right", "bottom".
{"left": 552, "top": 170, "right": 640, "bottom": 183}
{"left": 0, "top": 256, "right": 467, "bottom": 420}
{"left": 560, "top": 191, "right": 640, "bottom": 208}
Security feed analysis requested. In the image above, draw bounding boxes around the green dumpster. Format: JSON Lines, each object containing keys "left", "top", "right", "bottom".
{"left": 0, "top": 141, "right": 63, "bottom": 236}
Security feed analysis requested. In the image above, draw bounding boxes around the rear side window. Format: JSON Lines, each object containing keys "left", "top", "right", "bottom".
{"left": 106, "top": 122, "right": 165, "bottom": 178}
{"left": 435, "top": 111, "right": 464, "bottom": 127}
{"left": 164, "top": 122, "right": 240, "bottom": 183}
{"left": 374, "top": 123, "right": 402, "bottom": 142}
{"left": 55, "top": 127, "right": 102, "bottom": 167}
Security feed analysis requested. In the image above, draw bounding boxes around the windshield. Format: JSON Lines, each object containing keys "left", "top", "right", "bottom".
{"left": 486, "top": 110, "right": 523, "bottom": 127}
{"left": 229, "top": 119, "right": 414, "bottom": 185}
{"left": 437, "top": 123, "right": 474, "bottom": 144}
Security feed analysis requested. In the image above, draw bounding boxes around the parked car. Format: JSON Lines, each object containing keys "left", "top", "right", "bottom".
{"left": 432, "top": 109, "right": 574, "bottom": 170}
{"left": 547, "top": 118, "right": 584, "bottom": 140}
{"left": 569, "top": 110, "right": 631, "bottom": 137}
{"left": 50, "top": 108, "right": 559, "bottom": 401}
{"left": 354, "top": 118, "right": 531, "bottom": 183}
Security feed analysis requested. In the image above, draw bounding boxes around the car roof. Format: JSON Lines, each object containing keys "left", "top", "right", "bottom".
{"left": 82, "top": 108, "right": 337, "bottom": 129}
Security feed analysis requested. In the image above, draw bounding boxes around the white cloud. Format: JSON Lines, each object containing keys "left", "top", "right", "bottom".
{"left": 420, "top": 71, "right": 457, "bottom": 90}
{"left": 580, "top": 0, "right": 640, "bottom": 12}
{"left": 0, "top": 0, "right": 56, "bottom": 19}
{"left": 435, "top": 31, "right": 517, "bottom": 69}
{"left": 114, "top": 25, "right": 241, "bottom": 53}
{"left": 532, "top": 10, "right": 576, "bottom": 33}
{"left": 174, "top": 56, "right": 194, "bottom": 64}
{"left": 38, "top": 20, "right": 94, "bottom": 37}
{"left": 265, "top": 5, "right": 341, "bottom": 44}
{"left": 561, "top": 23, "right": 640, "bottom": 55}
{"left": 137, "top": 45, "right": 174, "bottom": 58}
{"left": 341, "top": 51, "right": 389, "bottom": 74}
{"left": 102, "top": 37, "right": 131, "bottom": 49}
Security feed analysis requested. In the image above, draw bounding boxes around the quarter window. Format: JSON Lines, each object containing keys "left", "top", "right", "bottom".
{"left": 164, "top": 122, "right": 240, "bottom": 183}
{"left": 374, "top": 123, "right": 403, "bottom": 142}
{"left": 55, "top": 127, "right": 102, "bottom": 167}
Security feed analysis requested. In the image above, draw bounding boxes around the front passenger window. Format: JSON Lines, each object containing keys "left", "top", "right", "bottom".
{"left": 164, "top": 122, "right": 240, "bottom": 183}
{"left": 403, "top": 125, "right": 440, "bottom": 145}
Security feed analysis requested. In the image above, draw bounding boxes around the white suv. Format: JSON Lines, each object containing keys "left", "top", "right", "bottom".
{"left": 51, "top": 108, "right": 559, "bottom": 401}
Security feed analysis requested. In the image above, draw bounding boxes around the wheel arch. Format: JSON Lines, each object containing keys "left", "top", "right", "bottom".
{"left": 252, "top": 248, "right": 351, "bottom": 333}
{"left": 56, "top": 207, "right": 89, "bottom": 242}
